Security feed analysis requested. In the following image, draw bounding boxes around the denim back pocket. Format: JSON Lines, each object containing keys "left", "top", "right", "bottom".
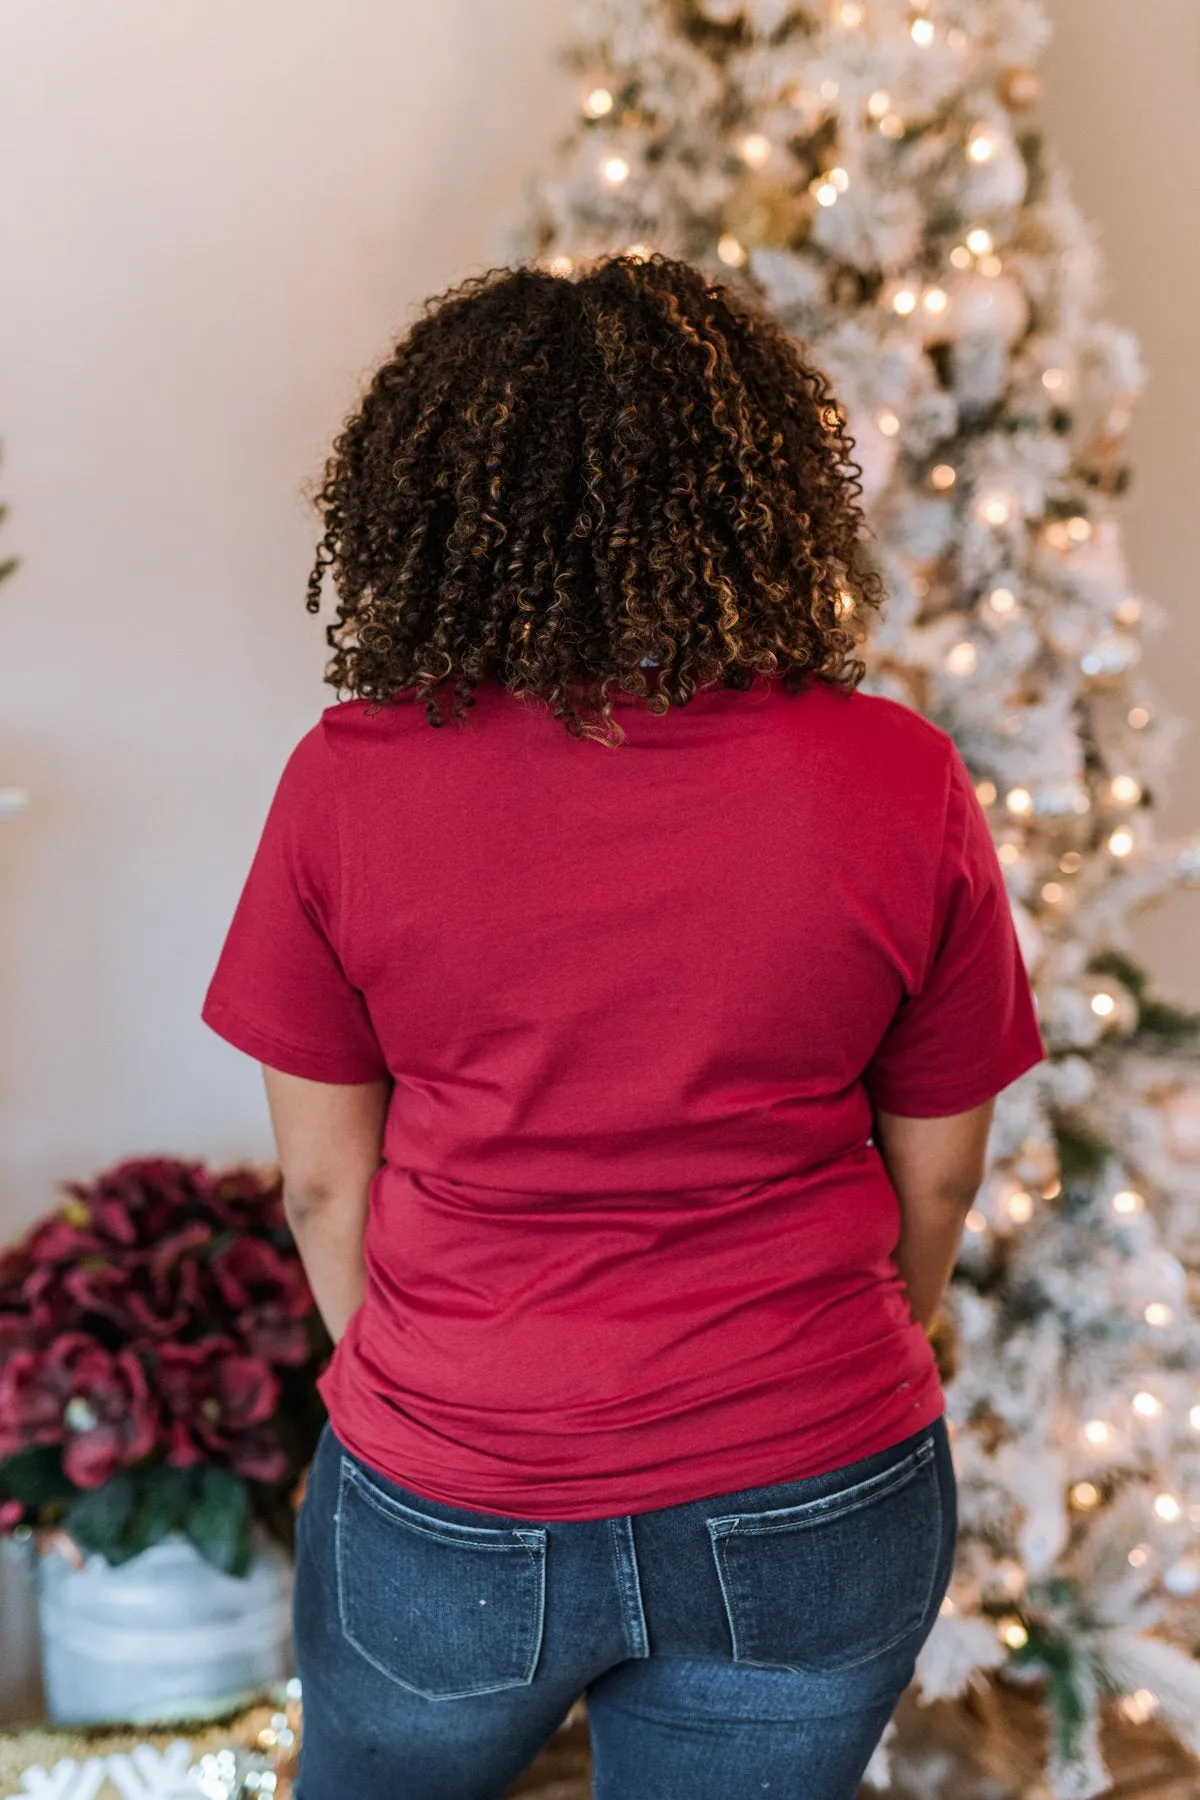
{"left": 335, "top": 1457, "right": 547, "bottom": 1699}
{"left": 706, "top": 1434, "right": 943, "bottom": 1676}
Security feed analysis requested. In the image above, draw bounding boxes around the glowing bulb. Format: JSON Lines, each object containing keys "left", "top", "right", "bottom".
{"left": 1041, "top": 882, "right": 1064, "bottom": 905}
{"left": 1112, "top": 1189, "right": 1144, "bottom": 1215}
{"left": 820, "top": 78, "right": 840, "bottom": 101}
{"left": 837, "top": 0, "right": 865, "bottom": 24}
{"left": 911, "top": 16, "right": 935, "bottom": 45}
{"left": 1145, "top": 1302, "right": 1173, "bottom": 1327}
{"left": 879, "top": 113, "right": 906, "bottom": 139}
{"left": 1109, "top": 828, "right": 1134, "bottom": 857}
{"left": 930, "top": 463, "right": 957, "bottom": 491}
{"left": 1128, "top": 1543, "right": 1151, "bottom": 1566}
{"left": 981, "top": 495, "right": 1013, "bottom": 526}
{"left": 964, "top": 1209, "right": 987, "bottom": 1233}
{"left": 877, "top": 408, "right": 901, "bottom": 437}
{"left": 546, "top": 255, "right": 575, "bottom": 278}
{"left": 814, "top": 181, "right": 840, "bottom": 207}
{"left": 1111, "top": 775, "right": 1142, "bottom": 805}
{"left": 1066, "top": 516, "right": 1092, "bottom": 543}
{"left": 584, "top": 86, "right": 614, "bottom": 118}
{"left": 624, "top": 242, "right": 652, "bottom": 262}
{"left": 1005, "top": 787, "right": 1032, "bottom": 815}
{"left": 1071, "top": 1481, "right": 1101, "bottom": 1510}
{"left": 979, "top": 254, "right": 1004, "bottom": 278}
{"left": 1090, "top": 992, "right": 1116, "bottom": 1018}
{"left": 1116, "top": 596, "right": 1142, "bottom": 626}
{"left": 740, "top": 132, "right": 772, "bottom": 168}
{"left": 939, "top": 1595, "right": 956, "bottom": 1615}
{"left": 1128, "top": 706, "right": 1150, "bottom": 729}
{"left": 989, "top": 586, "right": 1016, "bottom": 613}
{"left": 998, "top": 843, "right": 1022, "bottom": 864}
{"left": 1043, "top": 368, "right": 1066, "bottom": 391}
{"left": 828, "top": 166, "right": 851, "bottom": 192}
{"left": 975, "top": 780, "right": 997, "bottom": 806}
{"left": 922, "top": 285, "right": 949, "bottom": 314}
{"left": 1132, "top": 1391, "right": 1161, "bottom": 1417}
{"left": 1121, "top": 1690, "right": 1159, "bottom": 1724}
{"left": 1083, "top": 1420, "right": 1110, "bottom": 1445}
{"left": 950, "top": 245, "right": 973, "bottom": 269}
{"left": 966, "top": 228, "right": 994, "bottom": 255}
{"left": 867, "top": 90, "right": 891, "bottom": 119}
{"left": 1154, "top": 1493, "right": 1183, "bottom": 1523}
{"left": 892, "top": 287, "right": 918, "bottom": 316}
{"left": 999, "top": 1617, "right": 1028, "bottom": 1648}
{"left": 602, "top": 155, "right": 631, "bottom": 185}
{"left": 967, "top": 127, "right": 997, "bottom": 163}
{"left": 946, "top": 641, "right": 977, "bottom": 675}
{"left": 1059, "top": 851, "right": 1082, "bottom": 873}
{"left": 1042, "top": 1178, "right": 1061, "bottom": 1199}
{"left": 1005, "top": 1188, "right": 1033, "bottom": 1223}
{"left": 1189, "top": 1404, "right": 1200, "bottom": 1431}
{"left": 717, "top": 234, "right": 748, "bottom": 267}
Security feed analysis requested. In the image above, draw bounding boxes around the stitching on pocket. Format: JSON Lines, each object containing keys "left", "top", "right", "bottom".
{"left": 333, "top": 1458, "right": 547, "bottom": 1698}
{"left": 706, "top": 1435, "right": 936, "bottom": 1540}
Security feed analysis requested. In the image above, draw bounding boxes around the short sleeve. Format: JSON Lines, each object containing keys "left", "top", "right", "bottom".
{"left": 863, "top": 743, "right": 1045, "bottom": 1117}
{"left": 202, "top": 725, "right": 389, "bottom": 1084}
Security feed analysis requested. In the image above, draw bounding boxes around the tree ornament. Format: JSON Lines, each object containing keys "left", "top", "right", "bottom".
{"left": 940, "top": 270, "right": 1030, "bottom": 347}
{"left": 998, "top": 66, "right": 1042, "bottom": 111}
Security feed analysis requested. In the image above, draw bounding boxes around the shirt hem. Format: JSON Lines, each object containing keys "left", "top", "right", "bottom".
{"left": 201, "top": 995, "right": 389, "bottom": 1085}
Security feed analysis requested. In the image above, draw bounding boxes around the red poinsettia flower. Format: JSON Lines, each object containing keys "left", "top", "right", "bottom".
{"left": 0, "top": 1334, "right": 156, "bottom": 1485}
{"left": 210, "top": 1236, "right": 313, "bottom": 1365}
{"left": 156, "top": 1336, "right": 287, "bottom": 1482}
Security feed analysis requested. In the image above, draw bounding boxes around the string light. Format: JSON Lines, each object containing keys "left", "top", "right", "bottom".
{"left": 1154, "top": 1493, "right": 1183, "bottom": 1523}
{"left": 739, "top": 132, "right": 772, "bottom": 168}
{"left": 967, "top": 126, "right": 997, "bottom": 163}
{"left": 1090, "top": 992, "right": 1116, "bottom": 1018}
{"left": 1005, "top": 1188, "right": 1034, "bottom": 1223}
{"left": 820, "top": 78, "right": 840, "bottom": 101}
{"left": 1116, "top": 597, "right": 1142, "bottom": 626}
{"left": 930, "top": 463, "right": 957, "bottom": 491}
{"left": 1059, "top": 851, "right": 1082, "bottom": 873}
{"left": 989, "top": 586, "right": 1016, "bottom": 613}
{"left": 1042, "top": 368, "right": 1066, "bottom": 392}
{"left": 946, "top": 641, "right": 977, "bottom": 675}
{"left": 546, "top": 255, "right": 575, "bottom": 277}
{"left": 964, "top": 1208, "right": 987, "bottom": 1233}
{"left": 998, "top": 843, "right": 1022, "bottom": 864}
{"left": 1083, "top": 1420, "right": 1110, "bottom": 1445}
{"left": 922, "top": 285, "right": 949, "bottom": 315}
{"left": 1112, "top": 1188, "right": 1144, "bottom": 1215}
{"left": 624, "top": 242, "right": 652, "bottom": 262}
{"left": 1109, "top": 828, "right": 1135, "bottom": 857}
{"left": 584, "top": 86, "right": 615, "bottom": 118}
{"left": 1043, "top": 1178, "right": 1061, "bottom": 1199}
{"left": 939, "top": 1595, "right": 956, "bottom": 1616}
{"left": 950, "top": 245, "right": 973, "bottom": 269}
{"left": 980, "top": 494, "right": 1014, "bottom": 526}
{"left": 979, "top": 253, "right": 1004, "bottom": 277}
{"left": 911, "top": 16, "right": 936, "bottom": 45}
{"left": 1071, "top": 1481, "right": 1101, "bottom": 1509}
{"left": 1190, "top": 1405, "right": 1200, "bottom": 1431}
{"left": 879, "top": 113, "right": 906, "bottom": 139}
{"left": 602, "top": 155, "right": 631, "bottom": 184}
{"left": 966, "top": 227, "right": 994, "bottom": 255}
{"left": 1066, "top": 516, "right": 1093, "bottom": 543}
{"left": 1121, "top": 1690, "right": 1159, "bottom": 1724}
{"left": 1145, "top": 1302, "right": 1174, "bottom": 1327}
{"left": 1132, "top": 1391, "right": 1161, "bottom": 1417}
{"left": 1128, "top": 1543, "right": 1151, "bottom": 1566}
{"left": 1128, "top": 706, "right": 1150, "bottom": 729}
{"left": 837, "top": 0, "right": 865, "bottom": 24}
{"left": 813, "top": 178, "right": 840, "bottom": 207}
{"left": 975, "top": 780, "right": 997, "bottom": 806}
{"left": 1110, "top": 775, "right": 1142, "bottom": 805}
{"left": 892, "top": 287, "right": 918, "bottom": 316}
{"left": 999, "top": 1617, "right": 1028, "bottom": 1648}
{"left": 1006, "top": 787, "right": 1032, "bottom": 815}
{"left": 1041, "top": 882, "right": 1064, "bottom": 905}
{"left": 867, "top": 90, "right": 891, "bottom": 119}
{"left": 877, "top": 408, "right": 901, "bottom": 437}
{"left": 717, "top": 234, "right": 748, "bottom": 266}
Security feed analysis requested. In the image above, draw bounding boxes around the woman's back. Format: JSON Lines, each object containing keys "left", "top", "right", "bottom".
{"left": 204, "top": 670, "right": 1041, "bottom": 1518}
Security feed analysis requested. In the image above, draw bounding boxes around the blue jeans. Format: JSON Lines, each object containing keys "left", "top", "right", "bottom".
{"left": 293, "top": 1413, "right": 957, "bottom": 1800}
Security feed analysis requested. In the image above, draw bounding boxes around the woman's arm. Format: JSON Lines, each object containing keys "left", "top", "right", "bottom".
{"left": 261, "top": 1067, "right": 391, "bottom": 1343}
{"left": 872, "top": 1099, "right": 995, "bottom": 1332}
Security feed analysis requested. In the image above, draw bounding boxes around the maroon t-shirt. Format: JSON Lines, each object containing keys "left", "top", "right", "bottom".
{"left": 203, "top": 674, "right": 1044, "bottom": 1519}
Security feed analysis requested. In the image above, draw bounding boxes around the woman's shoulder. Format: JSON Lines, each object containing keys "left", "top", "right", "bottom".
{"left": 798, "top": 677, "right": 956, "bottom": 769}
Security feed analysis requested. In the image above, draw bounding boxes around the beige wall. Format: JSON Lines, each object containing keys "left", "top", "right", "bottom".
{"left": 0, "top": 1, "right": 1197, "bottom": 1237}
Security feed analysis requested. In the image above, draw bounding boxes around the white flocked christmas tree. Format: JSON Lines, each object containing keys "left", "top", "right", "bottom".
{"left": 502, "top": 3, "right": 1200, "bottom": 1793}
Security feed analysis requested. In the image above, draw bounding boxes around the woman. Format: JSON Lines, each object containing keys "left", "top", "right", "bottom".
{"left": 203, "top": 253, "right": 1044, "bottom": 1800}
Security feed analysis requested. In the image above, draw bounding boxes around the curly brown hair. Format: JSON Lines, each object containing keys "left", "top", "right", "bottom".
{"left": 307, "top": 252, "right": 882, "bottom": 741}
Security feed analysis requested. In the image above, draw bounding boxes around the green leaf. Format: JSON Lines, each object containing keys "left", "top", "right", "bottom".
{"left": 0, "top": 1447, "right": 79, "bottom": 1509}
{"left": 124, "top": 1465, "right": 196, "bottom": 1555}
{"left": 64, "top": 1473, "right": 138, "bottom": 1564}
{"left": 184, "top": 1467, "right": 254, "bottom": 1576}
